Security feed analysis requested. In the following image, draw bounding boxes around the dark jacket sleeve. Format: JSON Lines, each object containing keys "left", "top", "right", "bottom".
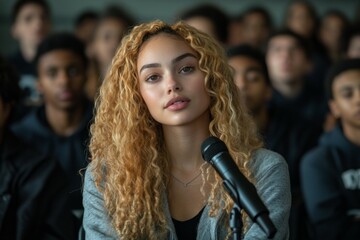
{"left": 300, "top": 148, "right": 360, "bottom": 240}
{"left": 1, "top": 135, "right": 77, "bottom": 240}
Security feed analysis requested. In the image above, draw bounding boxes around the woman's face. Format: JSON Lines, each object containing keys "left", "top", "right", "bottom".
{"left": 92, "top": 18, "right": 127, "bottom": 68}
{"left": 137, "top": 33, "right": 210, "bottom": 127}
{"left": 12, "top": 3, "right": 51, "bottom": 47}
{"left": 286, "top": 3, "right": 315, "bottom": 38}
{"left": 319, "top": 15, "right": 346, "bottom": 50}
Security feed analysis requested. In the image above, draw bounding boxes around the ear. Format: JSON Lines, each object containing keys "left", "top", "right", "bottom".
{"left": 329, "top": 99, "right": 341, "bottom": 118}
{"left": 11, "top": 24, "right": 19, "bottom": 39}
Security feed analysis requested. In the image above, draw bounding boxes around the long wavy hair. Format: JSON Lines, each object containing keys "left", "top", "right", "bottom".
{"left": 89, "top": 20, "right": 262, "bottom": 239}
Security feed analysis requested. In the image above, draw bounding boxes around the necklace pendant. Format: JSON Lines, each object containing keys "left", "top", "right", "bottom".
{"left": 171, "top": 171, "right": 202, "bottom": 187}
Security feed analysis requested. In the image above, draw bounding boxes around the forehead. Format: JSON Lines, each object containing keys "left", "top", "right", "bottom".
{"left": 38, "top": 50, "right": 83, "bottom": 68}
{"left": 17, "top": 3, "right": 46, "bottom": 16}
{"left": 269, "top": 35, "right": 299, "bottom": 47}
{"left": 184, "top": 17, "right": 215, "bottom": 38}
{"left": 333, "top": 70, "right": 360, "bottom": 88}
{"left": 324, "top": 14, "right": 344, "bottom": 24}
{"left": 229, "top": 56, "right": 262, "bottom": 69}
{"left": 138, "top": 33, "right": 194, "bottom": 61}
{"left": 244, "top": 12, "right": 267, "bottom": 22}
{"left": 290, "top": 3, "right": 310, "bottom": 15}
{"left": 98, "top": 17, "right": 126, "bottom": 29}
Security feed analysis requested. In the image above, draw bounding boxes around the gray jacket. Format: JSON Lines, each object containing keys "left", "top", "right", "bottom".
{"left": 83, "top": 148, "right": 291, "bottom": 239}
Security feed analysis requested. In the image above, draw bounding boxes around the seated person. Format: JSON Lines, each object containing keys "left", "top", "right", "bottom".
{"left": 301, "top": 58, "right": 360, "bottom": 240}
{"left": 178, "top": 3, "right": 229, "bottom": 45}
{"left": 266, "top": 29, "right": 328, "bottom": 129}
{"left": 0, "top": 57, "right": 76, "bottom": 239}
{"left": 86, "top": 5, "right": 135, "bottom": 100}
{"left": 227, "top": 44, "right": 320, "bottom": 240}
{"left": 8, "top": 0, "right": 51, "bottom": 109}
{"left": 11, "top": 32, "right": 93, "bottom": 227}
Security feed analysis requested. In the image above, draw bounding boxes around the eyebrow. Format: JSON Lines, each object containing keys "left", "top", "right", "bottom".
{"left": 245, "top": 66, "right": 263, "bottom": 74}
{"left": 139, "top": 53, "right": 197, "bottom": 73}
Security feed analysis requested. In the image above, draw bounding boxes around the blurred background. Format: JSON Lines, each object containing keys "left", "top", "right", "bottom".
{"left": 1, "top": 0, "right": 359, "bottom": 55}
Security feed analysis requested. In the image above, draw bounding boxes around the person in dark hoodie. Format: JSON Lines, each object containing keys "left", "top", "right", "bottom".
{"left": 11, "top": 32, "right": 93, "bottom": 229}
{"left": 265, "top": 29, "right": 328, "bottom": 130}
{"left": 300, "top": 58, "right": 360, "bottom": 240}
{"left": 8, "top": 0, "right": 52, "bottom": 118}
{"left": 0, "top": 57, "right": 76, "bottom": 239}
{"left": 227, "top": 44, "right": 320, "bottom": 240}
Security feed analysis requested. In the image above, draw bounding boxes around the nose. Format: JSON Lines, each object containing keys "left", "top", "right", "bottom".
{"left": 166, "top": 74, "right": 182, "bottom": 94}
{"left": 280, "top": 48, "right": 292, "bottom": 60}
{"left": 58, "top": 70, "right": 71, "bottom": 87}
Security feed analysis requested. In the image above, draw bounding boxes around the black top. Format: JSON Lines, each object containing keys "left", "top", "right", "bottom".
{"left": 11, "top": 100, "right": 93, "bottom": 211}
{"left": 264, "top": 106, "right": 322, "bottom": 191}
{"left": 0, "top": 130, "right": 76, "bottom": 239}
{"left": 269, "top": 83, "right": 327, "bottom": 129}
{"left": 172, "top": 207, "right": 205, "bottom": 240}
{"left": 7, "top": 50, "right": 41, "bottom": 106}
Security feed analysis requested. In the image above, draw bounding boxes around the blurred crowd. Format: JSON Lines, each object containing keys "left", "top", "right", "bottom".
{"left": 0, "top": 0, "right": 360, "bottom": 239}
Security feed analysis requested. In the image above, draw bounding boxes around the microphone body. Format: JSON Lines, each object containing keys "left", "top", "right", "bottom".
{"left": 201, "top": 136, "right": 277, "bottom": 239}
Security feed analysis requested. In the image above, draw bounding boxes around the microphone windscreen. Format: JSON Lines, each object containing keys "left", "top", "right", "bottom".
{"left": 201, "top": 136, "right": 228, "bottom": 162}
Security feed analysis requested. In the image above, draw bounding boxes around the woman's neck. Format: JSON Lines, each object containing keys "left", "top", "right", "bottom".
{"left": 163, "top": 115, "right": 210, "bottom": 172}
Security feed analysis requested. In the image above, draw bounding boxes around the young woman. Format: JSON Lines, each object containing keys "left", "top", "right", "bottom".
{"left": 83, "top": 20, "right": 291, "bottom": 240}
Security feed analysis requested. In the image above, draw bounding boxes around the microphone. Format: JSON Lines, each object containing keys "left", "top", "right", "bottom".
{"left": 201, "top": 136, "right": 277, "bottom": 239}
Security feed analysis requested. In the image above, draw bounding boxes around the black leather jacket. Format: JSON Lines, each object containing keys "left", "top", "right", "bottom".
{"left": 0, "top": 130, "right": 76, "bottom": 240}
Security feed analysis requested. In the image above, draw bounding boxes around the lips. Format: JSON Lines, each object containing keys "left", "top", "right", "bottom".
{"left": 165, "top": 96, "right": 190, "bottom": 109}
{"left": 58, "top": 90, "right": 74, "bottom": 101}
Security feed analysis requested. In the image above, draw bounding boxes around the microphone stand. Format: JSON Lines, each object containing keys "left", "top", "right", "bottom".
{"left": 224, "top": 178, "right": 276, "bottom": 240}
{"left": 230, "top": 204, "right": 242, "bottom": 240}
{"left": 222, "top": 179, "right": 243, "bottom": 240}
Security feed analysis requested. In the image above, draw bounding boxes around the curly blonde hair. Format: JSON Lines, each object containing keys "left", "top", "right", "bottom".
{"left": 89, "top": 20, "right": 262, "bottom": 239}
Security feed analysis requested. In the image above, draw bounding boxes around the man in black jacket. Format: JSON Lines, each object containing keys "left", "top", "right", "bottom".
{"left": 0, "top": 57, "right": 76, "bottom": 239}
{"left": 11, "top": 32, "right": 93, "bottom": 228}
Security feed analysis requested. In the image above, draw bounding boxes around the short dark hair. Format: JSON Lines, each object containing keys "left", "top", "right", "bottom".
{"left": 266, "top": 29, "right": 312, "bottom": 59}
{"left": 284, "top": 0, "right": 319, "bottom": 36}
{"left": 341, "top": 26, "right": 360, "bottom": 55}
{"left": 227, "top": 44, "right": 271, "bottom": 85}
{"left": 11, "top": 0, "right": 50, "bottom": 24}
{"left": 34, "top": 32, "right": 88, "bottom": 73}
{"left": 242, "top": 6, "right": 273, "bottom": 29}
{"left": 0, "top": 57, "right": 21, "bottom": 103}
{"left": 74, "top": 10, "right": 99, "bottom": 28}
{"left": 179, "top": 4, "right": 229, "bottom": 43}
{"left": 100, "top": 5, "right": 136, "bottom": 30}
{"left": 325, "top": 58, "right": 360, "bottom": 100}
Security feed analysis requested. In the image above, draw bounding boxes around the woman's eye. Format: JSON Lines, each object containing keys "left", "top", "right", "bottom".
{"left": 246, "top": 73, "right": 262, "bottom": 83}
{"left": 146, "top": 75, "right": 159, "bottom": 82}
{"left": 180, "top": 66, "right": 194, "bottom": 74}
{"left": 46, "top": 69, "right": 57, "bottom": 79}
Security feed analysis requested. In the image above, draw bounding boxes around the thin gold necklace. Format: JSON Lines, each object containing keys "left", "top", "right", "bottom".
{"left": 171, "top": 171, "right": 202, "bottom": 187}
